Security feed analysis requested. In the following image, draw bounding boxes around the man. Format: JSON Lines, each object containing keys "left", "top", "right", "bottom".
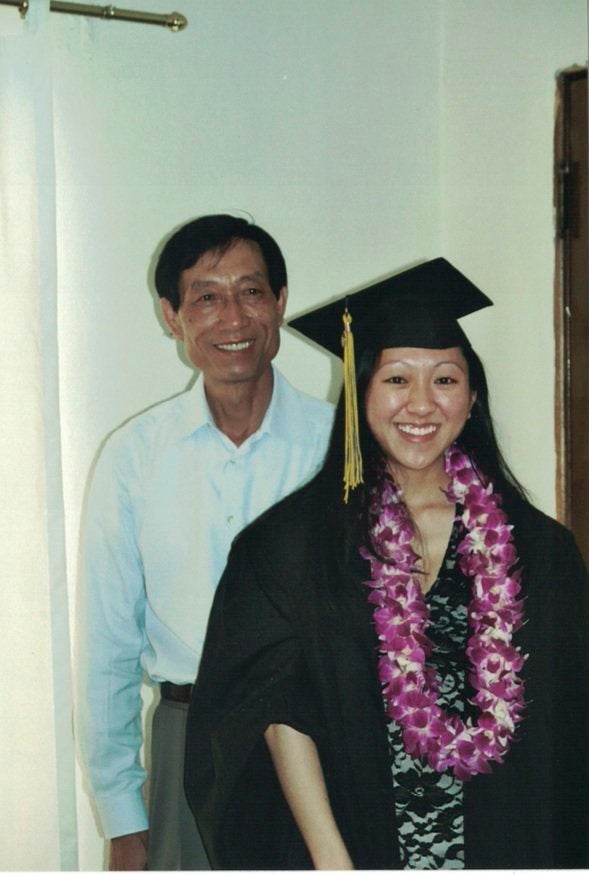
{"left": 76, "top": 215, "right": 334, "bottom": 870}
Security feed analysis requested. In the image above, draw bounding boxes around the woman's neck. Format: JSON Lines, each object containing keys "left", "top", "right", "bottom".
{"left": 386, "top": 461, "right": 455, "bottom": 592}
{"left": 387, "top": 462, "right": 451, "bottom": 515}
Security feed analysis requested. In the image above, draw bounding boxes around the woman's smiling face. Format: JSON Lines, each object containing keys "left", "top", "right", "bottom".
{"left": 364, "top": 346, "right": 476, "bottom": 481}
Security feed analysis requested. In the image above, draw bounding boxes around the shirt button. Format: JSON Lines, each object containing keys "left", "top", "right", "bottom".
{"left": 226, "top": 515, "right": 234, "bottom": 523}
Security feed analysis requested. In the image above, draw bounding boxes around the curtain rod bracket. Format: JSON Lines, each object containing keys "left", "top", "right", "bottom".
{"left": 0, "top": 0, "right": 30, "bottom": 19}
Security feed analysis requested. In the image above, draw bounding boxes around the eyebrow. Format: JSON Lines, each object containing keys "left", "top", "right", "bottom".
{"left": 188, "top": 271, "right": 267, "bottom": 290}
{"left": 382, "top": 359, "right": 467, "bottom": 372}
{"left": 433, "top": 360, "right": 466, "bottom": 370}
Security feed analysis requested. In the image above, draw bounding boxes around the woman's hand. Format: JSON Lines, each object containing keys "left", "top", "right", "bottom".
{"left": 264, "top": 723, "right": 354, "bottom": 870}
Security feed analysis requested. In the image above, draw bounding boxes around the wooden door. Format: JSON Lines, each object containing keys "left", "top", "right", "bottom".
{"left": 554, "top": 67, "right": 589, "bottom": 566}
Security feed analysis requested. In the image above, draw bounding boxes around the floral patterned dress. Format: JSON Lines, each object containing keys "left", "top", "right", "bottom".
{"left": 387, "top": 521, "right": 470, "bottom": 869}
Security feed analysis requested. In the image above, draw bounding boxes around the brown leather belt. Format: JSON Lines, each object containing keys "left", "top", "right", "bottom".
{"left": 160, "top": 681, "right": 194, "bottom": 704}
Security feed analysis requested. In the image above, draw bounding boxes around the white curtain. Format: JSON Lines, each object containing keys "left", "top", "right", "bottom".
{"left": 0, "top": 1, "right": 78, "bottom": 869}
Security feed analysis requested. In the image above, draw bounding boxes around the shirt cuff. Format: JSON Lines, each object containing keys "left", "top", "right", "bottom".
{"left": 96, "top": 788, "right": 149, "bottom": 839}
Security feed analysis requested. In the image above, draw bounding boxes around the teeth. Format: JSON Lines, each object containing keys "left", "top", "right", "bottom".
{"left": 216, "top": 340, "right": 254, "bottom": 351}
{"left": 398, "top": 424, "right": 438, "bottom": 436}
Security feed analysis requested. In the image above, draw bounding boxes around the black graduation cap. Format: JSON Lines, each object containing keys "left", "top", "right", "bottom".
{"left": 288, "top": 258, "right": 493, "bottom": 502}
{"left": 288, "top": 257, "right": 492, "bottom": 357}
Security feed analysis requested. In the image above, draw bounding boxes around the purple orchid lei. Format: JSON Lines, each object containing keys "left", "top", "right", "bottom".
{"left": 361, "top": 444, "right": 527, "bottom": 781}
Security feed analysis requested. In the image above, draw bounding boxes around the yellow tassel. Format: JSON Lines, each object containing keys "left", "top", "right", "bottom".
{"left": 341, "top": 308, "right": 363, "bottom": 502}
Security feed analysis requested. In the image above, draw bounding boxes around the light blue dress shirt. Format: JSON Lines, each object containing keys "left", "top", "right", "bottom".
{"left": 76, "top": 368, "right": 334, "bottom": 839}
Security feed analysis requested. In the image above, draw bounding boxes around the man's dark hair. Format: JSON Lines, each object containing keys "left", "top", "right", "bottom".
{"left": 154, "top": 214, "right": 287, "bottom": 311}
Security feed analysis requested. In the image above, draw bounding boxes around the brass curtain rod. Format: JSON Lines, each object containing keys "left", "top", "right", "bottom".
{"left": 0, "top": 1, "right": 188, "bottom": 31}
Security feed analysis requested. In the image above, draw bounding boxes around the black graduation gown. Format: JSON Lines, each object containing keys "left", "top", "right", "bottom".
{"left": 184, "top": 478, "right": 589, "bottom": 869}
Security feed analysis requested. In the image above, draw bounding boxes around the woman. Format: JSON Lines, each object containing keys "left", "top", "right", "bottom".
{"left": 184, "top": 259, "right": 589, "bottom": 869}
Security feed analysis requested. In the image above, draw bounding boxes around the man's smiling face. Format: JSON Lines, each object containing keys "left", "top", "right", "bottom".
{"left": 161, "top": 239, "right": 287, "bottom": 388}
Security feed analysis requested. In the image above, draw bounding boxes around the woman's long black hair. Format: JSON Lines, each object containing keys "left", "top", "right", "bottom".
{"left": 316, "top": 343, "right": 530, "bottom": 564}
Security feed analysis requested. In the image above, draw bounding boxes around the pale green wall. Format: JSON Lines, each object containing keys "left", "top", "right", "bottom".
{"left": 441, "top": 0, "right": 587, "bottom": 514}
{"left": 46, "top": 0, "right": 586, "bottom": 867}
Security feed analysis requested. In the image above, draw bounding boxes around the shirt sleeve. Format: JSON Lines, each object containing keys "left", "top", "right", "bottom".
{"left": 75, "top": 436, "right": 149, "bottom": 839}
{"left": 184, "top": 531, "right": 321, "bottom": 868}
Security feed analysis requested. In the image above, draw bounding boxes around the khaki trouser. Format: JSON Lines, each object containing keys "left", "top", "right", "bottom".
{"left": 148, "top": 697, "right": 211, "bottom": 871}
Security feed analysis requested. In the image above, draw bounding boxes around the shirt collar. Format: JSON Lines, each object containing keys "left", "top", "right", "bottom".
{"left": 174, "top": 366, "right": 314, "bottom": 446}
{"left": 172, "top": 376, "right": 212, "bottom": 439}
{"left": 259, "top": 367, "right": 312, "bottom": 445}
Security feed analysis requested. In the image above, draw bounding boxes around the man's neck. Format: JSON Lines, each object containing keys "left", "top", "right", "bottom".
{"left": 203, "top": 368, "right": 274, "bottom": 447}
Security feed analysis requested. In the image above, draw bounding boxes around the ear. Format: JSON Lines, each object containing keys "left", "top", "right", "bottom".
{"left": 276, "top": 285, "right": 288, "bottom": 324}
{"left": 468, "top": 390, "right": 477, "bottom": 416}
{"left": 160, "top": 298, "right": 184, "bottom": 341}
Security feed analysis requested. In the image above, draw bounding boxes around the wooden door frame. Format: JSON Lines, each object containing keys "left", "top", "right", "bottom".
{"left": 554, "top": 65, "right": 587, "bottom": 526}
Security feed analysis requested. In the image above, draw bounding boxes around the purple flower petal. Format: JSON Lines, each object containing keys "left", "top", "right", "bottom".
{"left": 363, "top": 443, "right": 527, "bottom": 780}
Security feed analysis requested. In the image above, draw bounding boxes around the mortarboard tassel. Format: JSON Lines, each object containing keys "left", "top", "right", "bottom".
{"left": 341, "top": 307, "right": 363, "bottom": 502}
